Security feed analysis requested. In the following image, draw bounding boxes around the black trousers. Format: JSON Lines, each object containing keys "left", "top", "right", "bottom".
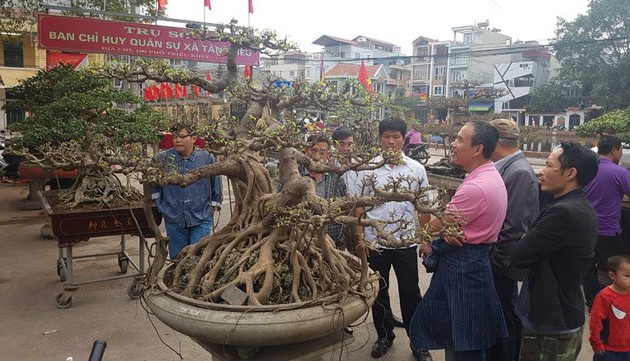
{"left": 487, "top": 270, "right": 521, "bottom": 361}
{"left": 584, "top": 235, "right": 625, "bottom": 306}
{"left": 369, "top": 247, "right": 422, "bottom": 341}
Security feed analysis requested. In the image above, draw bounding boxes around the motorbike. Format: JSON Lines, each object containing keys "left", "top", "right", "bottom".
{"left": 0, "top": 138, "right": 7, "bottom": 177}
{"left": 403, "top": 142, "right": 430, "bottom": 165}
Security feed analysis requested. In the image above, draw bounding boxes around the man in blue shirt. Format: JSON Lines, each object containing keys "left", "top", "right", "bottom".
{"left": 152, "top": 123, "right": 222, "bottom": 259}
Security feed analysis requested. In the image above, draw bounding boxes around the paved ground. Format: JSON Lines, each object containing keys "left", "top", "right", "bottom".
{"left": 0, "top": 155, "right": 593, "bottom": 361}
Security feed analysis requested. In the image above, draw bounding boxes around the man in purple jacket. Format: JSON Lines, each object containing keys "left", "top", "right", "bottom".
{"left": 583, "top": 135, "right": 630, "bottom": 308}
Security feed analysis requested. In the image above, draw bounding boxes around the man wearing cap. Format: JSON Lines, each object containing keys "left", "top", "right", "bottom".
{"left": 487, "top": 119, "right": 539, "bottom": 361}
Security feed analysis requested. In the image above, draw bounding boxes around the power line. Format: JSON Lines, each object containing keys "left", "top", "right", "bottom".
{"left": 263, "top": 35, "right": 630, "bottom": 64}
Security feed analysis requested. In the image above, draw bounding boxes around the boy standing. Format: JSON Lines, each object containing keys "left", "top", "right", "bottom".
{"left": 590, "top": 255, "right": 630, "bottom": 359}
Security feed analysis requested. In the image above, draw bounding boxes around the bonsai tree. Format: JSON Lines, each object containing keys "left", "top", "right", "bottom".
{"left": 5, "top": 64, "right": 164, "bottom": 208}
{"left": 576, "top": 108, "right": 630, "bottom": 142}
{"left": 84, "top": 22, "right": 460, "bottom": 308}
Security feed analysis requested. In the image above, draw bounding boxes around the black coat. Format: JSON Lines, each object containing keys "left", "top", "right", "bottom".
{"left": 512, "top": 189, "right": 597, "bottom": 331}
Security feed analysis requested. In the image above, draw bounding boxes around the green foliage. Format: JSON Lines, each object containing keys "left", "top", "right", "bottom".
{"left": 576, "top": 108, "right": 630, "bottom": 142}
{"left": 0, "top": 0, "right": 158, "bottom": 37}
{"left": 5, "top": 64, "right": 163, "bottom": 150}
{"left": 553, "top": 0, "right": 630, "bottom": 110}
{"left": 528, "top": 80, "right": 582, "bottom": 112}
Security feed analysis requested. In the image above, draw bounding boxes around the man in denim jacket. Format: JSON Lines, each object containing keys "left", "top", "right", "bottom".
{"left": 153, "top": 123, "right": 222, "bottom": 259}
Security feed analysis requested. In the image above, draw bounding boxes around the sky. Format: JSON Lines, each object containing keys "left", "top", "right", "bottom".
{"left": 164, "top": 0, "right": 591, "bottom": 55}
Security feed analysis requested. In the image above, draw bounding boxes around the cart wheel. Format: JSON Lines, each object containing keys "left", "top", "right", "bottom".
{"left": 117, "top": 254, "right": 128, "bottom": 274}
{"left": 55, "top": 292, "right": 73, "bottom": 309}
{"left": 56, "top": 259, "right": 67, "bottom": 282}
{"left": 127, "top": 281, "right": 145, "bottom": 299}
{"left": 40, "top": 224, "right": 53, "bottom": 238}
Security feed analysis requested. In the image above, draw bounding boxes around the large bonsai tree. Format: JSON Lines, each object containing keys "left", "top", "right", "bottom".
{"left": 70, "top": 22, "right": 457, "bottom": 307}
{"left": 6, "top": 64, "right": 164, "bottom": 208}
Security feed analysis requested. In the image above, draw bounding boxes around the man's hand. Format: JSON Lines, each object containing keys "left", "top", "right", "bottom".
{"left": 594, "top": 350, "right": 605, "bottom": 355}
{"left": 443, "top": 234, "right": 465, "bottom": 246}
{"left": 419, "top": 242, "right": 431, "bottom": 257}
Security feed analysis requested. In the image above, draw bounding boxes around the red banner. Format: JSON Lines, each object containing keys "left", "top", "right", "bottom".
{"left": 46, "top": 51, "right": 88, "bottom": 71}
{"left": 38, "top": 15, "right": 259, "bottom": 66}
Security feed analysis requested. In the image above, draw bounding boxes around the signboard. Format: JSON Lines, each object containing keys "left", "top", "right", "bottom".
{"left": 38, "top": 15, "right": 259, "bottom": 65}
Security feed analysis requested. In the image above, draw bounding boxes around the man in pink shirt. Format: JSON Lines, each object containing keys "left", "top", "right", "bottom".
{"left": 410, "top": 121, "right": 508, "bottom": 361}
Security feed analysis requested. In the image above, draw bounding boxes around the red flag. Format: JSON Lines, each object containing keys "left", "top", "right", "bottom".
{"left": 193, "top": 85, "right": 200, "bottom": 96}
{"left": 143, "top": 87, "right": 153, "bottom": 101}
{"left": 160, "top": 83, "right": 174, "bottom": 98}
{"left": 46, "top": 51, "right": 88, "bottom": 71}
{"left": 204, "top": 0, "right": 211, "bottom": 9}
{"left": 357, "top": 61, "right": 373, "bottom": 94}
{"left": 175, "top": 83, "right": 182, "bottom": 98}
{"left": 183, "top": 85, "right": 188, "bottom": 97}
{"left": 151, "top": 84, "right": 160, "bottom": 100}
{"left": 248, "top": 0, "right": 254, "bottom": 14}
{"left": 244, "top": 65, "right": 251, "bottom": 79}
{"left": 158, "top": 0, "right": 168, "bottom": 10}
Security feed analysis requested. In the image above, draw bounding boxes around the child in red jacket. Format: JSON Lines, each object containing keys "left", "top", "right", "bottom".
{"left": 590, "top": 255, "right": 630, "bottom": 360}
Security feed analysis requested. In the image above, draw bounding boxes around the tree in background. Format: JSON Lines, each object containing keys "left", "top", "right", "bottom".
{"left": 552, "top": 0, "right": 630, "bottom": 110}
{"left": 0, "top": 0, "right": 158, "bottom": 36}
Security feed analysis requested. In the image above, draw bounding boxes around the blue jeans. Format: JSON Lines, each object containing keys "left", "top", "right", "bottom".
{"left": 165, "top": 220, "right": 212, "bottom": 259}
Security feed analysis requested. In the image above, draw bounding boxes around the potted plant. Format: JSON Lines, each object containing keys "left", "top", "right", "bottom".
{"left": 5, "top": 64, "right": 167, "bottom": 307}
{"left": 92, "top": 22, "right": 459, "bottom": 358}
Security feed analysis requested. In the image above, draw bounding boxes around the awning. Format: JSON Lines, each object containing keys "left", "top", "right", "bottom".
{"left": 468, "top": 102, "right": 494, "bottom": 112}
{"left": 0, "top": 67, "right": 40, "bottom": 89}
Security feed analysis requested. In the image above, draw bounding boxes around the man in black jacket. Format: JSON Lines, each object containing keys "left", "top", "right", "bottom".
{"left": 512, "top": 141, "right": 598, "bottom": 361}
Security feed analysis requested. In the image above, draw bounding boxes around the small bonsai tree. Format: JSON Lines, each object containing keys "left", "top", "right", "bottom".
{"left": 576, "top": 108, "right": 630, "bottom": 142}
{"left": 5, "top": 64, "right": 165, "bottom": 208}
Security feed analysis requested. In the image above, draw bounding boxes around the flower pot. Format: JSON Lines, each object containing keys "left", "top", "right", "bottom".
{"left": 146, "top": 264, "right": 378, "bottom": 348}
{"left": 38, "top": 190, "right": 161, "bottom": 247}
{"left": 18, "top": 162, "right": 78, "bottom": 179}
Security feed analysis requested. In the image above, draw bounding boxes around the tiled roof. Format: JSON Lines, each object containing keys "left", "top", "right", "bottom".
{"left": 312, "top": 35, "right": 359, "bottom": 47}
{"left": 353, "top": 35, "right": 396, "bottom": 47}
{"left": 325, "top": 63, "right": 380, "bottom": 78}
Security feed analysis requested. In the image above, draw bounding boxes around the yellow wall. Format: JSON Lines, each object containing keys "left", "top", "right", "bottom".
{"left": 1, "top": 32, "right": 104, "bottom": 69}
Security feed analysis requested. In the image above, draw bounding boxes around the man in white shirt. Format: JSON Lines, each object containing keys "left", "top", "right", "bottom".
{"left": 353, "top": 117, "right": 432, "bottom": 361}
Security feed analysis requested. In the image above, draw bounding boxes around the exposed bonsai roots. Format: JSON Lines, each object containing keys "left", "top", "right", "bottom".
{"left": 146, "top": 152, "right": 371, "bottom": 306}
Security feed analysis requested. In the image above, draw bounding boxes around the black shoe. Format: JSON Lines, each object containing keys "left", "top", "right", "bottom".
{"left": 413, "top": 350, "right": 433, "bottom": 361}
{"left": 392, "top": 315, "right": 405, "bottom": 328}
{"left": 371, "top": 337, "right": 394, "bottom": 358}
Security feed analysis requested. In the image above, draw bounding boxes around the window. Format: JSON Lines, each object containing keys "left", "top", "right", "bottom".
{"left": 112, "top": 78, "right": 124, "bottom": 89}
{"left": 451, "top": 71, "right": 464, "bottom": 82}
{"left": 434, "top": 66, "right": 446, "bottom": 80}
{"left": 413, "top": 64, "right": 429, "bottom": 80}
{"left": 433, "top": 86, "right": 444, "bottom": 96}
{"left": 3, "top": 41, "right": 24, "bottom": 67}
{"left": 289, "top": 70, "right": 295, "bottom": 77}
{"left": 452, "top": 54, "right": 468, "bottom": 65}
{"left": 416, "top": 46, "right": 429, "bottom": 62}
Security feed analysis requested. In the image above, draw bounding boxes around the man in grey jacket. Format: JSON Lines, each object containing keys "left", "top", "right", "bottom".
{"left": 487, "top": 119, "right": 539, "bottom": 361}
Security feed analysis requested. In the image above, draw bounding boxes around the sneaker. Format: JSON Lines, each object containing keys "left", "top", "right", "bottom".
{"left": 413, "top": 350, "right": 433, "bottom": 361}
{"left": 371, "top": 337, "right": 394, "bottom": 358}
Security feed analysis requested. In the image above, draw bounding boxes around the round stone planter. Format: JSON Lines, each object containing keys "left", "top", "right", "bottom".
{"left": 147, "top": 263, "right": 378, "bottom": 348}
